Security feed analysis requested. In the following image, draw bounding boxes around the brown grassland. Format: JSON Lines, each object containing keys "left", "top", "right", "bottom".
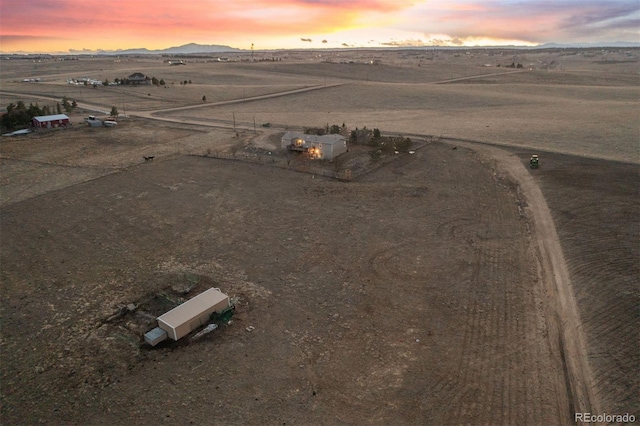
{"left": 0, "top": 48, "right": 638, "bottom": 425}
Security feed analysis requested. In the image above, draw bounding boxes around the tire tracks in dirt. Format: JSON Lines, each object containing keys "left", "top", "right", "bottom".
{"left": 452, "top": 141, "right": 599, "bottom": 421}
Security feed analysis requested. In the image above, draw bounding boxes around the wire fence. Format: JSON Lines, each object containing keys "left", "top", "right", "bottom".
{"left": 192, "top": 136, "right": 432, "bottom": 182}
{"left": 193, "top": 150, "right": 350, "bottom": 180}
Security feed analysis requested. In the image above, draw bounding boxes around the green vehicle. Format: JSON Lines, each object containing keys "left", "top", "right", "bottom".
{"left": 530, "top": 155, "right": 539, "bottom": 169}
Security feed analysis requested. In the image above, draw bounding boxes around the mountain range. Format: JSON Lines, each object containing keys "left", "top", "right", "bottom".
{"left": 94, "top": 43, "right": 241, "bottom": 55}
{"left": 99, "top": 41, "right": 640, "bottom": 55}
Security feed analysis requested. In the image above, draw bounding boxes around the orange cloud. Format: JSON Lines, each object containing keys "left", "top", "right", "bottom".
{"left": 0, "top": 0, "right": 421, "bottom": 52}
{"left": 2, "top": 1, "right": 637, "bottom": 52}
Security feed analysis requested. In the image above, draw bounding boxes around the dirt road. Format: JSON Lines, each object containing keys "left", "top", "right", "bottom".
{"left": 433, "top": 69, "right": 526, "bottom": 84}
{"left": 451, "top": 141, "right": 599, "bottom": 418}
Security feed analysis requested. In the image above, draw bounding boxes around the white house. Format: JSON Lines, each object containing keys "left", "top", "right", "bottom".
{"left": 281, "top": 131, "right": 347, "bottom": 161}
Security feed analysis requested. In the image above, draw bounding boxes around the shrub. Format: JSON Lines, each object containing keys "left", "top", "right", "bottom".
{"left": 349, "top": 126, "right": 372, "bottom": 145}
{"left": 304, "top": 127, "right": 326, "bottom": 135}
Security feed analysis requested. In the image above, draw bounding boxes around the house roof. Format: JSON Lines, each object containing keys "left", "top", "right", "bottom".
{"left": 158, "top": 288, "right": 229, "bottom": 327}
{"left": 128, "top": 72, "right": 147, "bottom": 79}
{"left": 33, "top": 114, "right": 69, "bottom": 122}
{"left": 282, "top": 131, "right": 345, "bottom": 145}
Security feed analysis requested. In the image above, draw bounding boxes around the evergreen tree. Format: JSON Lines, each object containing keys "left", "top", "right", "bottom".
{"left": 62, "top": 97, "right": 72, "bottom": 112}
{"left": 27, "top": 103, "right": 42, "bottom": 117}
{"left": 1, "top": 101, "right": 33, "bottom": 130}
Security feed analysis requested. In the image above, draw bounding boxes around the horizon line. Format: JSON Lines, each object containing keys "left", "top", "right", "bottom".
{"left": 3, "top": 41, "right": 640, "bottom": 56}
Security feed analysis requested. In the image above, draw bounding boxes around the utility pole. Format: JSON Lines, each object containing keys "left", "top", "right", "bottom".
{"left": 233, "top": 112, "right": 236, "bottom": 133}
{"left": 251, "top": 43, "right": 254, "bottom": 61}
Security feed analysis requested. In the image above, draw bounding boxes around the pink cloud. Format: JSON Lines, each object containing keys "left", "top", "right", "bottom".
{"left": 1, "top": 1, "right": 637, "bottom": 52}
{"left": 1, "top": 0, "right": 418, "bottom": 41}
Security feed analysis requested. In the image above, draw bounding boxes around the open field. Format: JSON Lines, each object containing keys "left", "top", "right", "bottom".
{"left": 172, "top": 78, "right": 637, "bottom": 161}
{"left": 1, "top": 48, "right": 638, "bottom": 424}
{"left": 3, "top": 47, "right": 638, "bottom": 162}
{"left": 532, "top": 154, "right": 639, "bottom": 415}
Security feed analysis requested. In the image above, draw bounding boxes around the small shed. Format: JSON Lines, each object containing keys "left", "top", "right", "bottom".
{"left": 281, "top": 131, "right": 347, "bottom": 161}
{"left": 32, "top": 114, "right": 70, "bottom": 128}
{"left": 157, "top": 288, "right": 230, "bottom": 341}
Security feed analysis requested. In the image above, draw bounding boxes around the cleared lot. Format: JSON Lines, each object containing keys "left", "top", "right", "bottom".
{"left": 1, "top": 145, "right": 571, "bottom": 424}
{"left": 1, "top": 48, "right": 638, "bottom": 424}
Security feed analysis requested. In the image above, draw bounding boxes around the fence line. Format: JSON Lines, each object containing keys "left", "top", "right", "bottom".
{"left": 191, "top": 151, "right": 347, "bottom": 180}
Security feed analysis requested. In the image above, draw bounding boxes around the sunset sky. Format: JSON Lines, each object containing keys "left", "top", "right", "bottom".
{"left": 1, "top": 0, "right": 638, "bottom": 53}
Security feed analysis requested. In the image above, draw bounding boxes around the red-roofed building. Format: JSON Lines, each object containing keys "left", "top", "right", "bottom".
{"left": 32, "top": 114, "right": 70, "bottom": 128}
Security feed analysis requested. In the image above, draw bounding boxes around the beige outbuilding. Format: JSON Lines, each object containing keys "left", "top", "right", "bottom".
{"left": 157, "top": 288, "right": 230, "bottom": 341}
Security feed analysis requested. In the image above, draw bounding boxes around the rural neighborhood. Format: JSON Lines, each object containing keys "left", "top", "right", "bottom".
{"left": 0, "top": 43, "right": 638, "bottom": 425}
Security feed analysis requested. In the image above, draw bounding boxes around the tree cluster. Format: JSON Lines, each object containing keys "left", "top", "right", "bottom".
{"left": 349, "top": 126, "right": 374, "bottom": 145}
{"left": 1, "top": 98, "right": 76, "bottom": 131}
{"left": 372, "top": 134, "right": 412, "bottom": 155}
{"left": 1, "top": 101, "right": 34, "bottom": 130}
{"left": 304, "top": 123, "right": 348, "bottom": 136}
{"left": 61, "top": 96, "right": 76, "bottom": 113}
{"left": 115, "top": 76, "right": 166, "bottom": 86}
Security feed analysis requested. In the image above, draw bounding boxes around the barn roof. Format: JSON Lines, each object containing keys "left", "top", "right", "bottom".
{"left": 158, "top": 288, "right": 229, "bottom": 327}
{"left": 282, "top": 131, "right": 345, "bottom": 145}
{"left": 33, "top": 114, "right": 69, "bottom": 122}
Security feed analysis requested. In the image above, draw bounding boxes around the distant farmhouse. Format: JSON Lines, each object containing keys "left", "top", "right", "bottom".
{"left": 32, "top": 114, "right": 70, "bottom": 129}
{"left": 125, "top": 72, "right": 151, "bottom": 85}
{"left": 282, "top": 131, "right": 347, "bottom": 161}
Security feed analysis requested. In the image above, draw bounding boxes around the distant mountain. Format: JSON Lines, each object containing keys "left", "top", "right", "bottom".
{"left": 157, "top": 43, "right": 242, "bottom": 54}
{"left": 97, "top": 43, "right": 242, "bottom": 55}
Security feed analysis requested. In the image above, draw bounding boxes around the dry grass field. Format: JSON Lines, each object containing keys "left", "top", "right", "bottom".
{"left": 1, "top": 48, "right": 638, "bottom": 425}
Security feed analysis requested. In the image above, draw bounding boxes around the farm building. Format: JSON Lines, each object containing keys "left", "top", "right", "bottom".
{"left": 156, "top": 287, "right": 230, "bottom": 341}
{"left": 32, "top": 114, "right": 70, "bottom": 128}
{"left": 127, "top": 72, "right": 151, "bottom": 85}
{"left": 281, "top": 131, "right": 347, "bottom": 161}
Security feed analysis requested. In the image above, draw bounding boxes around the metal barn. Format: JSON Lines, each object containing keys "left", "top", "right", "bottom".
{"left": 32, "top": 114, "right": 70, "bottom": 128}
{"left": 157, "top": 288, "right": 230, "bottom": 341}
